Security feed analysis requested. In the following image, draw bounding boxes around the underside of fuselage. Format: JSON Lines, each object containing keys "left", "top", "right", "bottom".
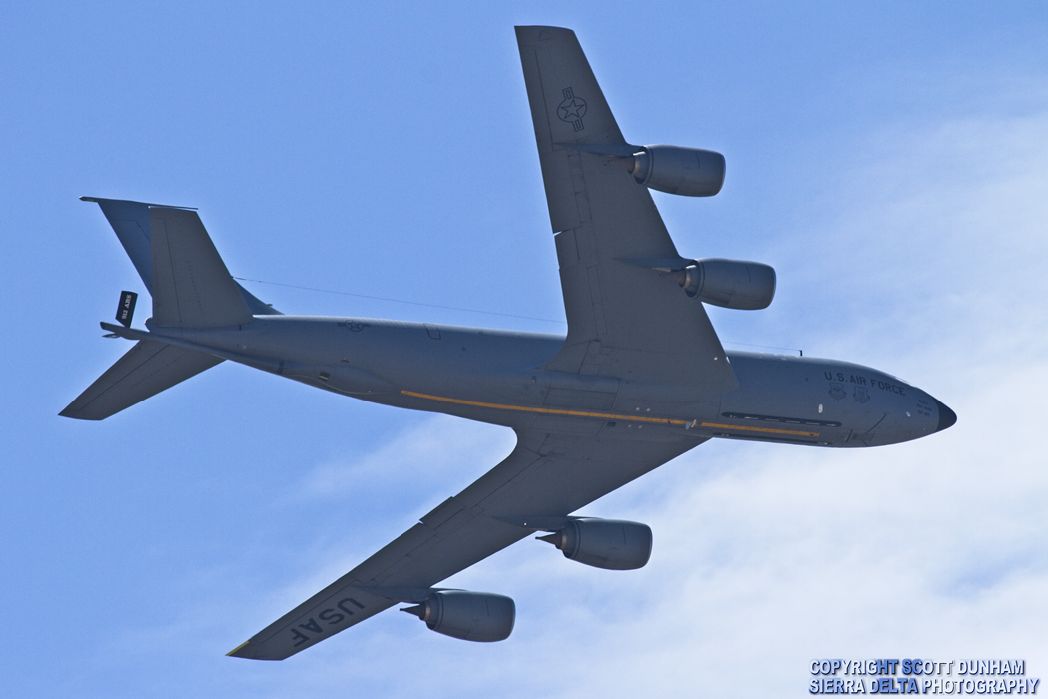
{"left": 166, "top": 315, "right": 952, "bottom": 449}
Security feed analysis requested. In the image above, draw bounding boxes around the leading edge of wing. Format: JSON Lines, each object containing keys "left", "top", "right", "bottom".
{"left": 515, "top": 26, "right": 735, "bottom": 388}
{"left": 227, "top": 428, "right": 703, "bottom": 660}
{"left": 226, "top": 437, "right": 540, "bottom": 660}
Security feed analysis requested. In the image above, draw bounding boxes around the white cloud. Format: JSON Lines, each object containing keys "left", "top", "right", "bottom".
{"left": 294, "top": 413, "right": 515, "bottom": 504}
{"left": 133, "top": 105, "right": 1048, "bottom": 699}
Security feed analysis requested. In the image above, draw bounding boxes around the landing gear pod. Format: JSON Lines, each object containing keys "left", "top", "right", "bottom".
{"left": 538, "top": 517, "right": 653, "bottom": 570}
{"left": 630, "top": 145, "right": 726, "bottom": 197}
{"left": 401, "top": 591, "right": 515, "bottom": 642}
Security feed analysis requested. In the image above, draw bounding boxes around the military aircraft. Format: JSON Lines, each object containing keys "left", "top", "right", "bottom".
{"left": 61, "top": 26, "right": 955, "bottom": 660}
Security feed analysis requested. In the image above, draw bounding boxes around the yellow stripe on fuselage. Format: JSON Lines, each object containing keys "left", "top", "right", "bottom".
{"left": 697, "top": 421, "right": 819, "bottom": 438}
{"left": 399, "top": 390, "right": 820, "bottom": 438}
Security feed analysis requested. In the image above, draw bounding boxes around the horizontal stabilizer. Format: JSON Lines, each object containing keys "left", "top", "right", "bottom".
{"left": 60, "top": 341, "right": 222, "bottom": 420}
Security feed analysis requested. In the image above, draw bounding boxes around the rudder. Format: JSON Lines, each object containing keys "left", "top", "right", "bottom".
{"left": 148, "top": 206, "right": 252, "bottom": 327}
{"left": 81, "top": 196, "right": 278, "bottom": 317}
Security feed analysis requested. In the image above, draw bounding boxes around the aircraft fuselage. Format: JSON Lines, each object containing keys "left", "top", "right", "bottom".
{"left": 159, "top": 315, "right": 952, "bottom": 449}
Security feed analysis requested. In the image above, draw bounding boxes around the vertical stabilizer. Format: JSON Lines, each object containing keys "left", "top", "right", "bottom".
{"left": 148, "top": 206, "right": 252, "bottom": 327}
{"left": 80, "top": 196, "right": 279, "bottom": 316}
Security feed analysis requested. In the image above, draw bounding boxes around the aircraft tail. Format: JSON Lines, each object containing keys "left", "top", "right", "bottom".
{"left": 81, "top": 197, "right": 278, "bottom": 320}
{"left": 147, "top": 205, "right": 253, "bottom": 327}
{"left": 61, "top": 197, "right": 276, "bottom": 420}
{"left": 60, "top": 341, "right": 222, "bottom": 420}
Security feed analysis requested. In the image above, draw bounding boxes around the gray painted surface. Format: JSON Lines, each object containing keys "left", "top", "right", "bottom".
{"left": 61, "top": 25, "right": 954, "bottom": 660}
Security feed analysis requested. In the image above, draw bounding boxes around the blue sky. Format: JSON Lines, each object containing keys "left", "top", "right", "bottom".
{"left": 3, "top": 2, "right": 1048, "bottom": 697}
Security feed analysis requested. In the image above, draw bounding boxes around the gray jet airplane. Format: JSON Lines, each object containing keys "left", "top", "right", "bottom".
{"left": 61, "top": 26, "right": 955, "bottom": 660}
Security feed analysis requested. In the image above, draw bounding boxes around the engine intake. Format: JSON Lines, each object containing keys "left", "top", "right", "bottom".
{"left": 401, "top": 590, "right": 515, "bottom": 642}
{"left": 630, "top": 145, "right": 726, "bottom": 197}
{"left": 678, "top": 258, "right": 776, "bottom": 310}
{"left": 538, "top": 517, "right": 652, "bottom": 570}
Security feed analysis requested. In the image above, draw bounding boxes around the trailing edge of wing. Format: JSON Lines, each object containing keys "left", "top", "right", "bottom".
{"left": 226, "top": 428, "right": 702, "bottom": 660}
{"left": 515, "top": 26, "right": 735, "bottom": 388}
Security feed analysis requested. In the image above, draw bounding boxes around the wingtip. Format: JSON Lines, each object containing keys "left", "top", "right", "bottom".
{"left": 77, "top": 195, "right": 198, "bottom": 210}
{"left": 58, "top": 406, "right": 97, "bottom": 420}
{"left": 226, "top": 640, "right": 286, "bottom": 661}
{"left": 514, "top": 25, "right": 575, "bottom": 38}
{"left": 226, "top": 640, "right": 250, "bottom": 657}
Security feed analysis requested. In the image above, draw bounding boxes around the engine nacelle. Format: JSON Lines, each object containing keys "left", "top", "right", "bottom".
{"left": 630, "top": 145, "right": 726, "bottom": 197}
{"left": 678, "top": 258, "right": 776, "bottom": 310}
{"left": 539, "top": 517, "right": 652, "bottom": 570}
{"left": 401, "top": 590, "right": 515, "bottom": 642}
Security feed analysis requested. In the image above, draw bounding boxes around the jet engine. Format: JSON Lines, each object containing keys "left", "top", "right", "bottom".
{"left": 401, "top": 590, "right": 515, "bottom": 642}
{"left": 538, "top": 517, "right": 652, "bottom": 570}
{"left": 678, "top": 258, "right": 776, "bottom": 310}
{"left": 630, "top": 145, "right": 726, "bottom": 197}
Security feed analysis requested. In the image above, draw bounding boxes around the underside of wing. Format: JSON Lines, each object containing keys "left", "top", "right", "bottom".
{"left": 515, "top": 26, "right": 735, "bottom": 389}
{"left": 229, "top": 25, "right": 730, "bottom": 663}
{"left": 228, "top": 429, "right": 703, "bottom": 660}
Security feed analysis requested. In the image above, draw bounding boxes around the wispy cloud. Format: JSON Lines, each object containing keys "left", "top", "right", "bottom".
{"left": 295, "top": 414, "right": 516, "bottom": 503}
{"left": 126, "top": 105, "right": 1048, "bottom": 699}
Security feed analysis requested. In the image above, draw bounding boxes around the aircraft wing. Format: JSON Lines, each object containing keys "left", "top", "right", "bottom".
{"left": 228, "top": 429, "right": 703, "bottom": 660}
{"left": 516, "top": 26, "right": 735, "bottom": 388}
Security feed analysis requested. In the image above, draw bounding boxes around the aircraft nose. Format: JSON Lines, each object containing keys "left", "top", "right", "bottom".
{"left": 935, "top": 400, "right": 957, "bottom": 432}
